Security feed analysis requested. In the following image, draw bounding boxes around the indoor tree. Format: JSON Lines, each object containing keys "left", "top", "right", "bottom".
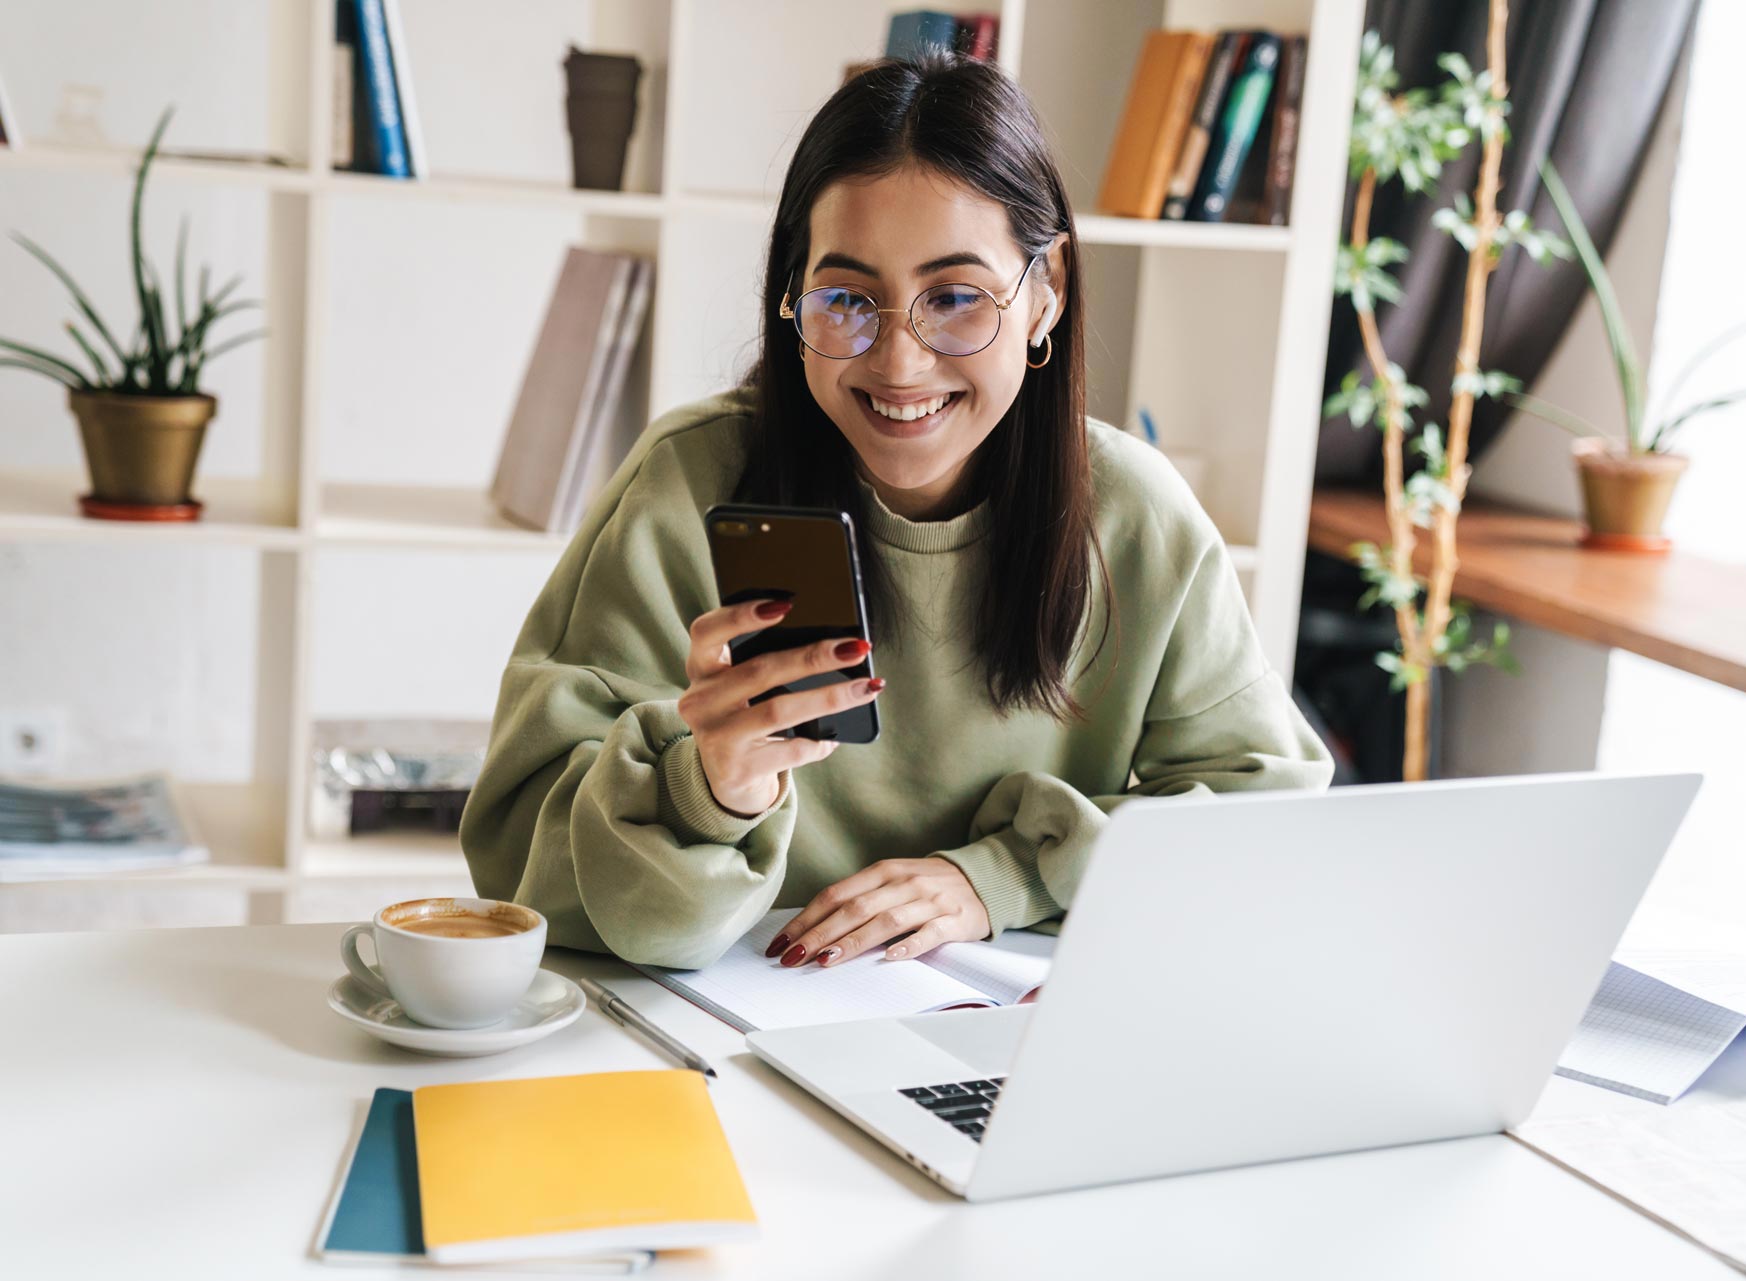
{"left": 1324, "top": 0, "right": 1568, "bottom": 780}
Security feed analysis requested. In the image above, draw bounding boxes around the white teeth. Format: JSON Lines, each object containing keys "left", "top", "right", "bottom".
{"left": 867, "top": 392, "right": 952, "bottom": 422}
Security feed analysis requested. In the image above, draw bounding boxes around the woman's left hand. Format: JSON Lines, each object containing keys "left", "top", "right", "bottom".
{"left": 766, "top": 858, "right": 991, "bottom": 968}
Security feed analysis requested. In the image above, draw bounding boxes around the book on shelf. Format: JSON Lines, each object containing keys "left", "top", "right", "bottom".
{"left": 1260, "top": 34, "right": 1308, "bottom": 225}
{"left": 635, "top": 909, "right": 1054, "bottom": 1034}
{"left": 1097, "top": 30, "right": 1215, "bottom": 219}
{"left": 953, "top": 13, "right": 1000, "bottom": 62}
{"left": 0, "top": 772, "right": 208, "bottom": 880}
{"left": 1187, "top": 32, "right": 1282, "bottom": 223}
{"left": 0, "top": 67, "right": 19, "bottom": 148}
{"left": 886, "top": 11, "right": 960, "bottom": 61}
{"left": 345, "top": 0, "right": 414, "bottom": 178}
{"left": 885, "top": 11, "right": 999, "bottom": 63}
{"left": 378, "top": 0, "right": 426, "bottom": 178}
{"left": 1138, "top": 28, "right": 1306, "bottom": 226}
{"left": 1161, "top": 30, "right": 1248, "bottom": 221}
{"left": 490, "top": 246, "right": 653, "bottom": 535}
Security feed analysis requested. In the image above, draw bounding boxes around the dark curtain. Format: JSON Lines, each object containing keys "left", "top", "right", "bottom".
{"left": 1315, "top": 0, "right": 1699, "bottom": 483}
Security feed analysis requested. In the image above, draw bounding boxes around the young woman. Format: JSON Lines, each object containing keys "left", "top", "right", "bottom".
{"left": 460, "top": 52, "right": 1332, "bottom": 971}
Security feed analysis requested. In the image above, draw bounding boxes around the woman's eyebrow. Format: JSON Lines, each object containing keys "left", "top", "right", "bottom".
{"left": 811, "top": 250, "right": 994, "bottom": 277}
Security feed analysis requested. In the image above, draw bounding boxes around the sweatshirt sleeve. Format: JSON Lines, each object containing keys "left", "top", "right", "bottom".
{"left": 459, "top": 419, "right": 799, "bottom": 970}
{"left": 933, "top": 533, "right": 1334, "bottom": 938}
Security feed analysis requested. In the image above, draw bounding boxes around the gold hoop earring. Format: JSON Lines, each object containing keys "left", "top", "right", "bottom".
{"left": 1026, "top": 333, "right": 1053, "bottom": 369}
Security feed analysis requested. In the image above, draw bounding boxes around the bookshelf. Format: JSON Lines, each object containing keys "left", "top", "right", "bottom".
{"left": 0, "top": 0, "right": 1362, "bottom": 917}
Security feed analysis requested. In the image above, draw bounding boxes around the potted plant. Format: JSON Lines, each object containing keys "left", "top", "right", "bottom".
{"left": 1507, "top": 161, "right": 1745, "bottom": 552}
{"left": 0, "top": 108, "right": 263, "bottom": 521}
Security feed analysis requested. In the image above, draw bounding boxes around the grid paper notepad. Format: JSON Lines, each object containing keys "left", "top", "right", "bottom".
{"left": 634, "top": 910, "right": 1053, "bottom": 1033}
{"left": 1554, "top": 962, "right": 1746, "bottom": 1104}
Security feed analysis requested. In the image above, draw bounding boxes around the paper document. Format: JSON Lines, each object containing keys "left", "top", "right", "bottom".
{"left": 635, "top": 910, "right": 1054, "bottom": 1033}
{"left": 1556, "top": 955, "right": 1746, "bottom": 1104}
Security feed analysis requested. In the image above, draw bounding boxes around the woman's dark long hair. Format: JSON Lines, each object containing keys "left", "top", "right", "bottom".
{"left": 735, "top": 50, "right": 1113, "bottom": 723}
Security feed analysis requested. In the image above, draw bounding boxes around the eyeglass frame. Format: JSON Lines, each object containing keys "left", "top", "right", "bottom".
{"left": 779, "top": 252, "right": 1043, "bottom": 360}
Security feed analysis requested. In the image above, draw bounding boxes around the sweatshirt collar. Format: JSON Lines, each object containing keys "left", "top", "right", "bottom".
{"left": 853, "top": 472, "right": 993, "bottom": 552}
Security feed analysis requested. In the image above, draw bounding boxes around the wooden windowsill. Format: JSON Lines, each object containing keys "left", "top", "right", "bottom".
{"left": 1307, "top": 488, "right": 1746, "bottom": 693}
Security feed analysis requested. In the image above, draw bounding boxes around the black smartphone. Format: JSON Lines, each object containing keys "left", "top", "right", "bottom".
{"left": 703, "top": 503, "right": 879, "bottom": 744}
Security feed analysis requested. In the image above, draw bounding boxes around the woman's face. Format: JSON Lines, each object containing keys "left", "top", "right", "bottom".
{"left": 798, "top": 165, "right": 1062, "bottom": 520}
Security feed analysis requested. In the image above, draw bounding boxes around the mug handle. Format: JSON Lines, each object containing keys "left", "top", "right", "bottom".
{"left": 340, "top": 923, "right": 392, "bottom": 999}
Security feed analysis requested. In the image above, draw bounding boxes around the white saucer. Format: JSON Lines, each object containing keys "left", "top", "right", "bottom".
{"left": 327, "top": 969, "right": 585, "bottom": 1057}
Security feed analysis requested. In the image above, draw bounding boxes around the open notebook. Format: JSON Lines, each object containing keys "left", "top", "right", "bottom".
{"left": 634, "top": 909, "right": 1054, "bottom": 1033}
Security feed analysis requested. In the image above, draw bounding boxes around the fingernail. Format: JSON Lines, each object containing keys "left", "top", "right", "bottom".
{"left": 833, "top": 638, "right": 871, "bottom": 661}
{"left": 864, "top": 677, "right": 886, "bottom": 694}
{"left": 755, "top": 600, "right": 794, "bottom": 620}
{"left": 818, "top": 947, "right": 843, "bottom": 966}
{"left": 886, "top": 944, "right": 908, "bottom": 959}
{"left": 765, "top": 933, "right": 790, "bottom": 959}
{"left": 781, "top": 943, "right": 806, "bottom": 967}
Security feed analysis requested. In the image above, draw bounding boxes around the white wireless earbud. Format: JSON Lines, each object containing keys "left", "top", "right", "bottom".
{"left": 1031, "top": 284, "right": 1058, "bottom": 347}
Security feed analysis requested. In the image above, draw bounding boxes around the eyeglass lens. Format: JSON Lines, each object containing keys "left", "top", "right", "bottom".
{"left": 796, "top": 284, "right": 1000, "bottom": 358}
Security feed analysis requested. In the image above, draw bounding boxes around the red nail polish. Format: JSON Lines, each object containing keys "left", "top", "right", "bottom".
{"left": 818, "top": 947, "right": 842, "bottom": 966}
{"left": 781, "top": 943, "right": 806, "bottom": 967}
{"left": 834, "top": 638, "right": 870, "bottom": 661}
{"left": 755, "top": 600, "right": 794, "bottom": 621}
{"left": 866, "top": 677, "right": 886, "bottom": 693}
{"left": 765, "top": 933, "right": 791, "bottom": 959}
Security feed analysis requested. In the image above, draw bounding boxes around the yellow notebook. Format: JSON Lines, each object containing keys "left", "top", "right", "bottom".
{"left": 412, "top": 1071, "right": 757, "bottom": 1265}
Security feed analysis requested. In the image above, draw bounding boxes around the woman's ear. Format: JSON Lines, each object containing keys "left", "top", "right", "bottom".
{"left": 1029, "top": 232, "right": 1069, "bottom": 347}
{"left": 1030, "top": 286, "right": 1058, "bottom": 347}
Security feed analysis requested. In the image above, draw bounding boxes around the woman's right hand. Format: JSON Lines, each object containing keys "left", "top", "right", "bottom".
{"left": 677, "top": 598, "right": 885, "bottom": 817}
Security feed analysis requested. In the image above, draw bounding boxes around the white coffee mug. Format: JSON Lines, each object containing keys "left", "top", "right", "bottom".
{"left": 339, "top": 897, "right": 547, "bottom": 1029}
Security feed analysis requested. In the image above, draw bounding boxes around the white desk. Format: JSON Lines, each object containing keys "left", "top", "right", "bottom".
{"left": 2, "top": 923, "right": 1734, "bottom": 1280}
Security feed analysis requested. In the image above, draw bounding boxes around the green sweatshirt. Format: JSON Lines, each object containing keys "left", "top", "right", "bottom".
{"left": 460, "top": 387, "right": 1333, "bottom": 969}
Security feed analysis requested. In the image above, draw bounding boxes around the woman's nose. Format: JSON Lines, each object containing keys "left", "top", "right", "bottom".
{"left": 865, "top": 308, "right": 936, "bottom": 380}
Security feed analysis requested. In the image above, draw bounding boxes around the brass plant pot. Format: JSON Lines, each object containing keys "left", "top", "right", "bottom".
{"left": 68, "top": 389, "right": 217, "bottom": 514}
{"left": 1571, "top": 437, "right": 1688, "bottom": 553}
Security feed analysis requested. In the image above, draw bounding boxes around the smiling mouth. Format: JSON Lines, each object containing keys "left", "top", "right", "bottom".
{"left": 854, "top": 389, "right": 963, "bottom": 436}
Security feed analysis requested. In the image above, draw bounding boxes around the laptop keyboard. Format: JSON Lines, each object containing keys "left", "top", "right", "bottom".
{"left": 898, "top": 1076, "right": 1006, "bottom": 1142}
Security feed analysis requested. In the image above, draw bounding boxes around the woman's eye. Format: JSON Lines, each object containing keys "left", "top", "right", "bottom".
{"left": 927, "top": 289, "right": 984, "bottom": 313}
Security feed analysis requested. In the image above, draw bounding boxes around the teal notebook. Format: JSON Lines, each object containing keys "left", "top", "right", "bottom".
{"left": 316, "top": 1087, "right": 653, "bottom": 1272}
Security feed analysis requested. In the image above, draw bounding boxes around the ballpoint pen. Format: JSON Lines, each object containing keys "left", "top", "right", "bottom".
{"left": 575, "top": 973, "right": 719, "bottom": 1079}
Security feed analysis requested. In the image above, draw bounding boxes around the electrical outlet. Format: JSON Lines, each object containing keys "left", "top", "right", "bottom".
{"left": 0, "top": 709, "right": 68, "bottom": 775}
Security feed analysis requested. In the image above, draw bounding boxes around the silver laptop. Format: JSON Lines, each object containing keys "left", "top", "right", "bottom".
{"left": 746, "top": 771, "right": 1701, "bottom": 1201}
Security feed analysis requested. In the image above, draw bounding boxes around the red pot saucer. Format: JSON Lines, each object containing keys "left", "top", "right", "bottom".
{"left": 79, "top": 495, "right": 205, "bottom": 522}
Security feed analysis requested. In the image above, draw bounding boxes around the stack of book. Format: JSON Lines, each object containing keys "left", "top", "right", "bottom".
{"left": 316, "top": 1072, "right": 755, "bottom": 1270}
{"left": 334, "top": 0, "right": 426, "bottom": 178}
{"left": 0, "top": 773, "right": 207, "bottom": 881}
{"left": 490, "top": 247, "right": 655, "bottom": 535}
{"left": 1098, "top": 28, "right": 1308, "bottom": 225}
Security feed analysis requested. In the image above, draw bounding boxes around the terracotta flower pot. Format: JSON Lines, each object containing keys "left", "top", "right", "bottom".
{"left": 1571, "top": 437, "right": 1687, "bottom": 553}
{"left": 67, "top": 389, "right": 217, "bottom": 520}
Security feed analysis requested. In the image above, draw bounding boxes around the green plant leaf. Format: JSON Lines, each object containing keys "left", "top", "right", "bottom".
{"left": 0, "top": 336, "right": 92, "bottom": 387}
{"left": 1539, "top": 160, "right": 1645, "bottom": 448}
{"left": 173, "top": 215, "right": 190, "bottom": 350}
{"left": 1654, "top": 319, "right": 1746, "bottom": 431}
{"left": 9, "top": 232, "right": 131, "bottom": 370}
{"left": 64, "top": 322, "right": 111, "bottom": 385}
{"left": 1651, "top": 390, "right": 1746, "bottom": 451}
{"left": 1505, "top": 390, "right": 1604, "bottom": 440}
{"left": 0, "top": 356, "right": 84, "bottom": 388}
{"left": 132, "top": 108, "right": 176, "bottom": 383}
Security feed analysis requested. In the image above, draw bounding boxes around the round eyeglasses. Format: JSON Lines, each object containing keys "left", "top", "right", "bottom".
{"left": 780, "top": 254, "right": 1041, "bottom": 360}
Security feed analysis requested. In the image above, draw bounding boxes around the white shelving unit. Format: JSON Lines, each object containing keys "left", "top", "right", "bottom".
{"left": 0, "top": 0, "right": 1361, "bottom": 920}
